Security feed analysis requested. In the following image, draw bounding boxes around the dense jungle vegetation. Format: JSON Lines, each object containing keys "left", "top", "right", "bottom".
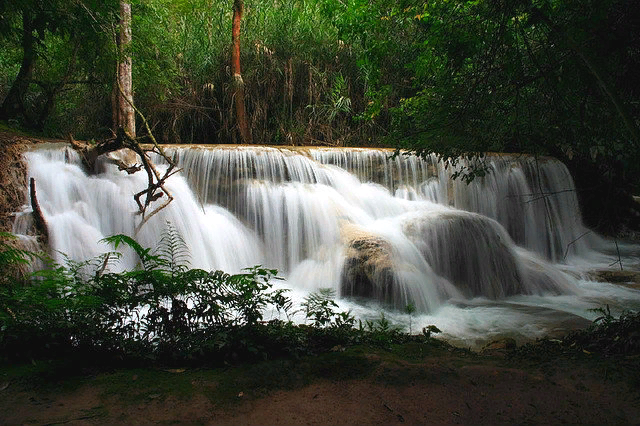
{"left": 1, "top": 0, "right": 639, "bottom": 230}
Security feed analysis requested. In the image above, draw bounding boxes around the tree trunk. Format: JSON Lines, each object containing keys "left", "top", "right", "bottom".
{"left": 232, "top": 0, "right": 251, "bottom": 144}
{"left": 113, "top": 1, "right": 136, "bottom": 138}
{"left": 0, "top": 13, "right": 36, "bottom": 124}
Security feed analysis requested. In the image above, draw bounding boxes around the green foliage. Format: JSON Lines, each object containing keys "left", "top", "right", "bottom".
{"left": 0, "top": 227, "right": 286, "bottom": 363}
{"left": 327, "top": 0, "right": 640, "bottom": 190}
{"left": 517, "top": 306, "right": 640, "bottom": 358}
{"left": 0, "top": 0, "right": 370, "bottom": 144}
{"left": 404, "top": 302, "right": 415, "bottom": 334}
{"left": 311, "top": 73, "right": 352, "bottom": 124}
{"left": 0, "top": 0, "right": 119, "bottom": 134}
{"left": 302, "top": 288, "right": 339, "bottom": 327}
{"left": 1, "top": 229, "right": 441, "bottom": 366}
{"left": 422, "top": 325, "right": 441, "bottom": 340}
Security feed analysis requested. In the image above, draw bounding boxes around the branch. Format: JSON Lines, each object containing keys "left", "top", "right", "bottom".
{"left": 29, "top": 178, "right": 48, "bottom": 244}
{"left": 114, "top": 84, "right": 181, "bottom": 233}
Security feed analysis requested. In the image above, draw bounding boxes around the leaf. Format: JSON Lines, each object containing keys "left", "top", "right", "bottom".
{"left": 101, "top": 235, "right": 145, "bottom": 257}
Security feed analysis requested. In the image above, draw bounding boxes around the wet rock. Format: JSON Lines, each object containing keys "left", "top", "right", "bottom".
{"left": 588, "top": 270, "right": 640, "bottom": 288}
{"left": 402, "top": 211, "right": 526, "bottom": 298}
{"left": 340, "top": 224, "right": 397, "bottom": 304}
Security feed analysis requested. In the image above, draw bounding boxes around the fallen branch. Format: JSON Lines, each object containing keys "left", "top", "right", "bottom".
{"left": 67, "top": 128, "right": 181, "bottom": 234}
{"left": 29, "top": 178, "right": 48, "bottom": 244}
{"left": 68, "top": 93, "right": 181, "bottom": 235}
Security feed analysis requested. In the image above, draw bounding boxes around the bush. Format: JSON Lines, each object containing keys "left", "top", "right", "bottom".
{"left": 0, "top": 226, "right": 439, "bottom": 366}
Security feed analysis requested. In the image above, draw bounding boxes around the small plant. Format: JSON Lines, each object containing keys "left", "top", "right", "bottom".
{"left": 405, "top": 302, "right": 416, "bottom": 334}
{"left": 376, "top": 312, "right": 391, "bottom": 333}
{"left": 589, "top": 304, "right": 614, "bottom": 326}
{"left": 333, "top": 309, "right": 356, "bottom": 330}
{"left": 326, "top": 74, "right": 352, "bottom": 123}
{"left": 302, "top": 288, "right": 340, "bottom": 327}
{"left": 422, "top": 325, "right": 442, "bottom": 339}
{"left": 301, "top": 288, "right": 356, "bottom": 329}
{"left": 307, "top": 73, "right": 352, "bottom": 125}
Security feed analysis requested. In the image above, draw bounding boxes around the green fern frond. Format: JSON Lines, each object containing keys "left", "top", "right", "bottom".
{"left": 157, "top": 222, "right": 190, "bottom": 275}
{"left": 0, "top": 232, "right": 39, "bottom": 267}
{"left": 101, "top": 234, "right": 148, "bottom": 258}
{"left": 101, "top": 234, "right": 161, "bottom": 271}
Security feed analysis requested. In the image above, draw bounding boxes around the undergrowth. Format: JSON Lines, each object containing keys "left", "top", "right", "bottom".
{"left": 514, "top": 304, "right": 640, "bottom": 360}
{"left": 0, "top": 227, "right": 441, "bottom": 367}
{"left": 5, "top": 226, "right": 636, "bottom": 369}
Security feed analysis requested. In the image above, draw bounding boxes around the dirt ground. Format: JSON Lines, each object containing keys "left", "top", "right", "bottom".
{"left": 1, "top": 345, "right": 639, "bottom": 426}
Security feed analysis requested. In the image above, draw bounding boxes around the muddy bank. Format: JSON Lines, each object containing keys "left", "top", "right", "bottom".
{"left": 0, "top": 343, "right": 638, "bottom": 426}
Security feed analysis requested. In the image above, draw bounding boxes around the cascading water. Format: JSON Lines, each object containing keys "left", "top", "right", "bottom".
{"left": 14, "top": 144, "right": 640, "bottom": 346}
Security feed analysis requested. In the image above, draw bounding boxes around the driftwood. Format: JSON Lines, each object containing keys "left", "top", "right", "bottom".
{"left": 29, "top": 177, "right": 48, "bottom": 244}
{"left": 68, "top": 128, "right": 181, "bottom": 234}
{"left": 67, "top": 133, "right": 125, "bottom": 172}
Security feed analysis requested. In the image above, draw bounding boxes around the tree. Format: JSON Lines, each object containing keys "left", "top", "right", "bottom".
{"left": 0, "top": 0, "right": 118, "bottom": 131}
{"left": 113, "top": 1, "right": 136, "bottom": 138}
{"left": 67, "top": 0, "right": 179, "bottom": 232}
{"left": 231, "top": 0, "right": 251, "bottom": 144}
{"left": 328, "top": 0, "right": 640, "bottom": 231}
{"left": 0, "top": 2, "right": 38, "bottom": 124}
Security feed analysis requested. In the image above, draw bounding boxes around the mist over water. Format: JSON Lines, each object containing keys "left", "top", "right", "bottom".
{"left": 16, "top": 144, "right": 640, "bottom": 347}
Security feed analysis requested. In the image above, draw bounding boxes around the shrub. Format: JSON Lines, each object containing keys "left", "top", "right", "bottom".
{"left": 0, "top": 226, "right": 438, "bottom": 365}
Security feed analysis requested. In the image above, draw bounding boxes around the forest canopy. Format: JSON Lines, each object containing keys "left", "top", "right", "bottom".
{"left": 1, "top": 0, "right": 639, "bottom": 231}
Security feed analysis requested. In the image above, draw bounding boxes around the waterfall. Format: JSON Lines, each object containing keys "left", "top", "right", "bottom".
{"left": 14, "top": 143, "right": 640, "bottom": 343}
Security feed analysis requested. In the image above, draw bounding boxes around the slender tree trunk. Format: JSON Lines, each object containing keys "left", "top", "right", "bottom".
{"left": 232, "top": 0, "right": 251, "bottom": 144}
{"left": 0, "top": 13, "right": 36, "bottom": 124}
{"left": 112, "top": 1, "right": 136, "bottom": 138}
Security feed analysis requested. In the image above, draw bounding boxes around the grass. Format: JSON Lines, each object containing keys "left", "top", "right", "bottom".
{"left": 0, "top": 341, "right": 472, "bottom": 407}
{"left": 0, "top": 344, "right": 385, "bottom": 410}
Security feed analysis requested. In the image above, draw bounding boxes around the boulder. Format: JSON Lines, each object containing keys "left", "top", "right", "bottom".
{"left": 340, "top": 224, "right": 396, "bottom": 303}
{"left": 402, "top": 211, "right": 526, "bottom": 298}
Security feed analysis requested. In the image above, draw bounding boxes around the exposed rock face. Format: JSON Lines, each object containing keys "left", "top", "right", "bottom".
{"left": 0, "top": 133, "right": 29, "bottom": 233}
{"left": 402, "top": 211, "right": 526, "bottom": 298}
{"left": 339, "top": 209, "right": 577, "bottom": 308}
{"left": 0, "top": 132, "right": 50, "bottom": 273}
{"left": 340, "top": 224, "right": 396, "bottom": 304}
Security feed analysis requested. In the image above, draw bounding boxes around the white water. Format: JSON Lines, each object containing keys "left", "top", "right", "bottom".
{"left": 14, "top": 144, "right": 640, "bottom": 347}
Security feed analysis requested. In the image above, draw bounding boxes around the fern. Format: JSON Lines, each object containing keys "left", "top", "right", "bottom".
{"left": 302, "top": 288, "right": 340, "bottom": 327}
{"left": 156, "top": 222, "right": 190, "bottom": 276}
{"left": 101, "top": 234, "right": 162, "bottom": 271}
{"left": 0, "top": 232, "right": 39, "bottom": 268}
{"left": 101, "top": 223, "right": 190, "bottom": 276}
